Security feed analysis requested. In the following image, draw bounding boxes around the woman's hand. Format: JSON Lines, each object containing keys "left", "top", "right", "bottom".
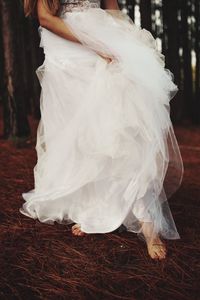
{"left": 95, "top": 51, "right": 116, "bottom": 63}
{"left": 99, "top": 53, "right": 113, "bottom": 63}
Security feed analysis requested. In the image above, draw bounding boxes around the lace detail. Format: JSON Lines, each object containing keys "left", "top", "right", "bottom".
{"left": 59, "top": 0, "right": 101, "bottom": 14}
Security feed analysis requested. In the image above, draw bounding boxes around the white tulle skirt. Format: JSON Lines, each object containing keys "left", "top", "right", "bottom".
{"left": 19, "top": 8, "right": 183, "bottom": 241}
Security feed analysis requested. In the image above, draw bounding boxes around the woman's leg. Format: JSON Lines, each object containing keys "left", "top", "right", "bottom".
{"left": 139, "top": 220, "right": 167, "bottom": 260}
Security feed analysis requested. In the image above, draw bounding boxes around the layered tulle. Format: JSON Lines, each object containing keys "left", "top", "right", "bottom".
{"left": 19, "top": 8, "right": 183, "bottom": 242}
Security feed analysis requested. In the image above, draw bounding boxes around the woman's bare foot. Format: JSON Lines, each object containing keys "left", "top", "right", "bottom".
{"left": 146, "top": 237, "right": 167, "bottom": 260}
{"left": 140, "top": 221, "right": 167, "bottom": 260}
{"left": 71, "top": 223, "right": 87, "bottom": 236}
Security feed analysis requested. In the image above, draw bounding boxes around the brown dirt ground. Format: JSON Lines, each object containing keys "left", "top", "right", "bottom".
{"left": 0, "top": 111, "right": 200, "bottom": 300}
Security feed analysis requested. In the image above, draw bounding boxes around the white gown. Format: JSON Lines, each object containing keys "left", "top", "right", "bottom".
{"left": 19, "top": 0, "right": 184, "bottom": 241}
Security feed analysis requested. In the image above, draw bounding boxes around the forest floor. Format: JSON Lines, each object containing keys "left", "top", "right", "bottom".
{"left": 0, "top": 112, "right": 200, "bottom": 300}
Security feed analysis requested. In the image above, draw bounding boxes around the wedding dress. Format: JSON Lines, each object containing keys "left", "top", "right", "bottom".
{"left": 19, "top": 0, "right": 183, "bottom": 241}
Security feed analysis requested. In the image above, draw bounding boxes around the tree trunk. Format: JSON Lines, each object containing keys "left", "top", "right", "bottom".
{"left": 0, "top": 15, "right": 4, "bottom": 101}
{"left": 140, "top": 0, "right": 152, "bottom": 31}
{"left": 194, "top": 0, "right": 200, "bottom": 123}
{"left": 0, "top": 6, "right": 7, "bottom": 136}
{"left": 180, "top": 0, "right": 194, "bottom": 121}
{"left": 0, "top": 0, "right": 30, "bottom": 139}
{"left": 162, "top": 0, "right": 182, "bottom": 122}
{"left": 24, "top": 18, "right": 42, "bottom": 119}
{"left": 127, "top": 0, "right": 135, "bottom": 22}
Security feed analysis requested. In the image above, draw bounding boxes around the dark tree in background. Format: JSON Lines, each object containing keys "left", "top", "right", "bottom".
{"left": 0, "top": 0, "right": 30, "bottom": 139}
{"left": 23, "top": 18, "right": 42, "bottom": 119}
{"left": 127, "top": 0, "right": 135, "bottom": 21}
{"left": 194, "top": 0, "right": 200, "bottom": 123}
{"left": 180, "top": 0, "right": 193, "bottom": 119}
{"left": 0, "top": 0, "right": 200, "bottom": 142}
{"left": 0, "top": 14, "right": 5, "bottom": 117}
{"left": 162, "top": 0, "right": 182, "bottom": 121}
{"left": 140, "top": 0, "right": 152, "bottom": 31}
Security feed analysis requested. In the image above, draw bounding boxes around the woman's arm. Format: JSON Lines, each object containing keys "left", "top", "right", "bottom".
{"left": 37, "top": 0, "right": 81, "bottom": 44}
{"left": 102, "top": 0, "right": 120, "bottom": 10}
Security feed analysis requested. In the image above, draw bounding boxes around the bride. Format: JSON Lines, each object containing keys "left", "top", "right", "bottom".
{"left": 20, "top": 0, "right": 184, "bottom": 260}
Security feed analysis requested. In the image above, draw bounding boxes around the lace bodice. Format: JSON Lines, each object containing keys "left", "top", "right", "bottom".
{"left": 59, "top": 0, "right": 101, "bottom": 14}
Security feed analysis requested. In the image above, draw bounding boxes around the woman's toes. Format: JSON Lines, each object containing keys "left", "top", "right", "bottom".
{"left": 72, "top": 224, "right": 80, "bottom": 230}
{"left": 72, "top": 224, "right": 80, "bottom": 233}
{"left": 151, "top": 252, "right": 158, "bottom": 260}
{"left": 147, "top": 242, "right": 167, "bottom": 260}
{"left": 160, "top": 246, "right": 167, "bottom": 256}
{"left": 72, "top": 227, "right": 80, "bottom": 235}
{"left": 72, "top": 229, "right": 79, "bottom": 235}
{"left": 71, "top": 224, "right": 86, "bottom": 236}
{"left": 157, "top": 249, "right": 166, "bottom": 260}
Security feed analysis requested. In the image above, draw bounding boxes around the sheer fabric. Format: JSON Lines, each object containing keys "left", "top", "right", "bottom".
{"left": 19, "top": 4, "right": 183, "bottom": 243}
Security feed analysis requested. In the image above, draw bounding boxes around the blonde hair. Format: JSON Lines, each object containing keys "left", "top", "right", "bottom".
{"left": 24, "top": 0, "right": 60, "bottom": 16}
